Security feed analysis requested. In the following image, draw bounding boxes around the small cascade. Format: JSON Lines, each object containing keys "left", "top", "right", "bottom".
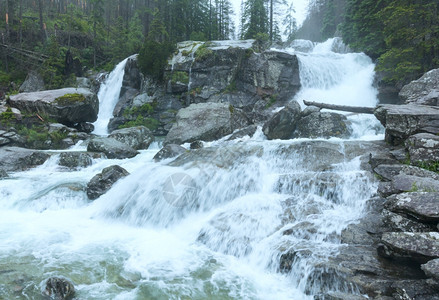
{"left": 93, "top": 55, "right": 135, "bottom": 135}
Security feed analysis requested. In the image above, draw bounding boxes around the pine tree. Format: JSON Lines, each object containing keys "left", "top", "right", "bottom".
{"left": 241, "top": 0, "right": 268, "bottom": 39}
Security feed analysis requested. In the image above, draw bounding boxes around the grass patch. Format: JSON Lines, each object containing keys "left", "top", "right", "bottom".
{"left": 55, "top": 93, "right": 86, "bottom": 105}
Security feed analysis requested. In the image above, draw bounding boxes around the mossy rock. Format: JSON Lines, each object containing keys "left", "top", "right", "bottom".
{"left": 55, "top": 93, "right": 86, "bottom": 106}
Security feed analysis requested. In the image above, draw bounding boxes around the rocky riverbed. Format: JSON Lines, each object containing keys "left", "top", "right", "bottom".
{"left": 0, "top": 40, "right": 438, "bottom": 299}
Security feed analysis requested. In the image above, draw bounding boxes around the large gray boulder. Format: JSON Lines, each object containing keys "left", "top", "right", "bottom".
{"left": 109, "top": 126, "right": 154, "bottom": 150}
{"left": 422, "top": 259, "right": 439, "bottom": 281}
{"left": 374, "top": 104, "right": 439, "bottom": 145}
{"left": 165, "top": 102, "right": 250, "bottom": 145}
{"left": 399, "top": 68, "right": 439, "bottom": 106}
{"left": 153, "top": 144, "right": 187, "bottom": 162}
{"left": 294, "top": 111, "right": 352, "bottom": 139}
{"left": 406, "top": 133, "right": 439, "bottom": 166}
{"left": 19, "top": 70, "right": 45, "bottom": 93}
{"left": 385, "top": 192, "right": 439, "bottom": 222}
{"left": 58, "top": 152, "right": 95, "bottom": 169}
{"left": 87, "top": 137, "right": 139, "bottom": 159}
{"left": 262, "top": 101, "right": 301, "bottom": 140}
{"left": 379, "top": 232, "right": 439, "bottom": 262}
{"left": 8, "top": 88, "right": 99, "bottom": 125}
{"left": 0, "top": 147, "right": 50, "bottom": 172}
{"left": 86, "top": 165, "right": 129, "bottom": 200}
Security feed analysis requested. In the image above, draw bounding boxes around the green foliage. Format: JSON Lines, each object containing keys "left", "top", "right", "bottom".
{"left": 55, "top": 93, "right": 86, "bottom": 105}
{"left": 0, "top": 107, "right": 15, "bottom": 127}
{"left": 342, "top": 0, "right": 439, "bottom": 86}
{"left": 194, "top": 44, "right": 214, "bottom": 61}
{"left": 122, "top": 103, "right": 156, "bottom": 118}
{"left": 241, "top": 0, "right": 269, "bottom": 39}
{"left": 224, "top": 81, "right": 237, "bottom": 93}
{"left": 229, "top": 105, "right": 235, "bottom": 114}
{"left": 416, "top": 161, "right": 439, "bottom": 173}
{"left": 119, "top": 116, "right": 159, "bottom": 131}
{"left": 266, "top": 94, "right": 278, "bottom": 108}
{"left": 171, "top": 72, "right": 189, "bottom": 84}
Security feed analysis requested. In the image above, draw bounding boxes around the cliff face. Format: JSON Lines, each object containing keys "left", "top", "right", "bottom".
{"left": 111, "top": 40, "right": 301, "bottom": 135}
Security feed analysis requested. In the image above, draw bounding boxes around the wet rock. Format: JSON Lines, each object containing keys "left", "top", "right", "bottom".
{"left": 109, "top": 126, "right": 154, "bottom": 150}
{"left": 389, "top": 279, "right": 439, "bottom": 300}
{"left": 399, "top": 68, "right": 439, "bottom": 106}
{"left": 165, "top": 103, "right": 250, "bottom": 145}
{"left": 74, "top": 122, "right": 94, "bottom": 133}
{"left": 369, "top": 151, "right": 400, "bottom": 170}
{"left": 58, "top": 152, "right": 94, "bottom": 169}
{"left": 43, "top": 277, "right": 75, "bottom": 299}
{"left": 8, "top": 88, "right": 99, "bottom": 125}
{"left": 379, "top": 232, "right": 439, "bottom": 262}
{"left": 153, "top": 144, "right": 187, "bottom": 162}
{"left": 190, "top": 140, "right": 203, "bottom": 149}
{"left": 0, "top": 168, "right": 8, "bottom": 178}
{"left": 86, "top": 165, "right": 129, "bottom": 200}
{"left": 19, "top": 70, "right": 45, "bottom": 93}
{"left": 227, "top": 125, "right": 258, "bottom": 140}
{"left": 374, "top": 104, "right": 439, "bottom": 145}
{"left": 406, "top": 133, "right": 439, "bottom": 165}
{"left": 422, "top": 259, "right": 439, "bottom": 281}
{"left": 294, "top": 111, "right": 352, "bottom": 139}
{"left": 373, "top": 164, "right": 405, "bottom": 181}
{"left": 87, "top": 137, "right": 139, "bottom": 159}
{"left": 0, "top": 147, "right": 50, "bottom": 172}
{"left": 315, "top": 292, "right": 369, "bottom": 300}
{"left": 262, "top": 101, "right": 301, "bottom": 140}
{"left": 341, "top": 213, "right": 382, "bottom": 245}
{"left": 385, "top": 192, "right": 439, "bottom": 222}
{"left": 301, "top": 105, "right": 320, "bottom": 117}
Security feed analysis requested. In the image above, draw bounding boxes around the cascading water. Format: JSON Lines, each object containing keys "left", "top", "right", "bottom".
{"left": 0, "top": 39, "right": 384, "bottom": 299}
{"left": 93, "top": 55, "right": 136, "bottom": 135}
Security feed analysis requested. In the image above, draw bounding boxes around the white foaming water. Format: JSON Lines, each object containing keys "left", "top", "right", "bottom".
{"left": 288, "top": 38, "right": 383, "bottom": 140}
{"left": 93, "top": 55, "right": 136, "bottom": 135}
{"left": 0, "top": 39, "right": 383, "bottom": 299}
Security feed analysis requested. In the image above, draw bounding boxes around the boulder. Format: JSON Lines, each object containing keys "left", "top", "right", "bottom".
{"left": 294, "top": 111, "right": 352, "bottom": 139}
{"left": 19, "top": 70, "right": 45, "bottom": 93}
{"left": 153, "top": 144, "right": 186, "bottom": 162}
{"left": 227, "top": 125, "right": 258, "bottom": 141}
{"left": 0, "top": 168, "right": 8, "bottom": 178}
{"left": 399, "top": 68, "right": 439, "bottom": 106}
{"left": 385, "top": 192, "right": 439, "bottom": 222}
{"left": 43, "top": 277, "right": 75, "bottom": 300}
{"left": 109, "top": 126, "right": 154, "bottom": 150}
{"left": 382, "top": 209, "right": 435, "bottom": 232}
{"left": 58, "top": 152, "right": 94, "bottom": 169}
{"left": 87, "top": 137, "right": 139, "bottom": 159}
{"left": 379, "top": 232, "right": 439, "bottom": 262}
{"left": 8, "top": 88, "right": 99, "bottom": 125}
{"left": 422, "top": 259, "right": 439, "bottom": 281}
{"left": 0, "top": 147, "right": 50, "bottom": 172}
{"left": 86, "top": 165, "right": 129, "bottom": 200}
{"left": 390, "top": 174, "right": 439, "bottom": 194}
{"left": 374, "top": 104, "right": 439, "bottom": 145}
{"left": 406, "top": 133, "right": 439, "bottom": 166}
{"left": 164, "top": 103, "right": 250, "bottom": 145}
{"left": 262, "top": 101, "right": 301, "bottom": 140}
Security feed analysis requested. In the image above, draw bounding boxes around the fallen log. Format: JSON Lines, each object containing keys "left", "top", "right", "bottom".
{"left": 303, "top": 100, "right": 375, "bottom": 114}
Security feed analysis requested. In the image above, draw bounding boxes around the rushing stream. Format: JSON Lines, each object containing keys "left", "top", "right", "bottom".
{"left": 0, "top": 39, "right": 384, "bottom": 299}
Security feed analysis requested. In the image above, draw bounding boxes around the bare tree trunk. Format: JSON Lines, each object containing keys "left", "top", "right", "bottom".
{"left": 303, "top": 100, "right": 375, "bottom": 114}
{"left": 5, "top": 0, "right": 10, "bottom": 41}
{"left": 38, "top": 0, "right": 47, "bottom": 43}
{"left": 19, "top": 0, "right": 23, "bottom": 45}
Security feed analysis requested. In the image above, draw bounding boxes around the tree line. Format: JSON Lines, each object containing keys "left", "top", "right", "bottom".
{"left": 0, "top": 0, "right": 298, "bottom": 90}
{"left": 297, "top": 0, "right": 439, "bottom": 87}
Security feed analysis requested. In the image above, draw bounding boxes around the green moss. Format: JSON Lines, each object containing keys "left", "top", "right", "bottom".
{"left": 416, "top": 161, "right": 439, "bottom": 173}
{"left": 171, "top": 71, "right": 189, "bottom": 85}
{"left": 119, "top": 116, "right": 159, "bottom": 131}
{"left": 123, "top": 102, "right": 156, "bottom": 118}
{"left": 182, "top": 50, "right": 191, "bottom": 56}
{"left": 224, "top": 81, "right": 237, "bottom": 93}
{"left": 55, "top": 93, "right": 86, "bottom": 105}
{"left": 265, "top": 94, "right": 278, "bottom": 108}
{"left": 229, "top": 105, "right": 235, "bottom": 114}
{"left": 194, "top": 44, "right": 214, "bottom": 62}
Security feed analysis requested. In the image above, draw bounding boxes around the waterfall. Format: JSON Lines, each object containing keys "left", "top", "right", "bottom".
{"left": 93, "top": 55, "right": 134, "bottom": 135}
{"left": 0, "top": 39, "right": 383, "bottom": 299}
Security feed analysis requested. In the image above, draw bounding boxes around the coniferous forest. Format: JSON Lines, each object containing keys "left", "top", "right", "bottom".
{"left": 0, "top": 0, "right": 438, "bottom": 94}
